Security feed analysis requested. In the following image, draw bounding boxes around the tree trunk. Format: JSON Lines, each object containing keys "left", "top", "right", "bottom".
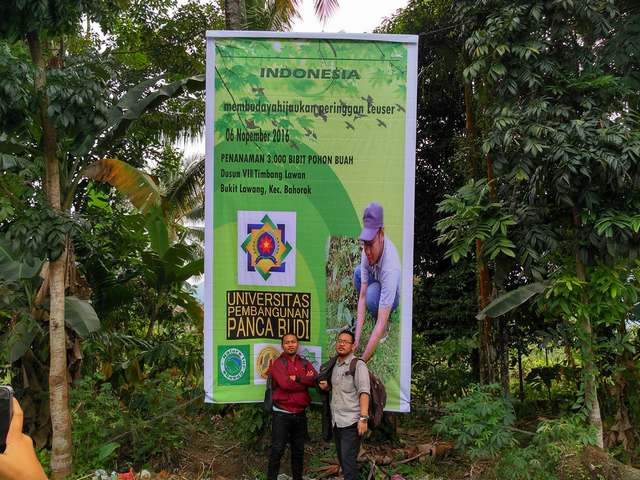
{"left": 564, "top": 343, "right": 576, "bottom": 369}
{"left": 577, "top": 296, "right": 604, "bottom": 448}
{"left": 572, "top": 208, "right": 603, "bottom": 448}
{"left": 463, "top": 81, "right": 478, "bottom": 179}
{"left": 608, "top": 320, "right": 635, "bottom": 451}
{"left": 517, "top": 345, "right": 524, "bottom": 402}
{"left": 27, "top": 30, "right": 73, "bottom": 478}
{"left": 478, "top": 149, "right": 500, "bottom": 385}
{"left": 224, "top": 0, "right": 247, "bottom": 29}
{"left": 497, "top": 317, "right": 510, "bottom": 396}
{"left": 465, "top": 75, "right": 498, "bottom": 386}
{"left": 146, "top": 301, "right": 160, "bottom": 338}
{"left": 565, "top": 446, "right": 640, "bottom": 480}
{"left": 476, "top": 240, "right": 496, "bottom": 385}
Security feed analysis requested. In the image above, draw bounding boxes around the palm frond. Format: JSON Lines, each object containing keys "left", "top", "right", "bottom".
{"left": 314, "top": 0, "right": 339, "bottom": 24}
{"left": 246, "top": 0, "right": 300, "bottom": 30}
{"left": 184, "top": 205, "right": 204, "bottom": 222}
{"left": 164, "top": 155, "right": 205, "bottom": 223}
{"left": 183, "top": 226, "right": 204, "bottom": 243}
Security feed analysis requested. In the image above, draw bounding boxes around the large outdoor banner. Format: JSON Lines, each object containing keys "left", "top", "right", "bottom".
{"left": 204, "top": 32, "right": 417, "bottom": 411}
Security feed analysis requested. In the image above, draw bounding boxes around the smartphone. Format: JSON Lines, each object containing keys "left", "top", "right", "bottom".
{"left": 0, "top": 386, "right": 13, "bottom": 453}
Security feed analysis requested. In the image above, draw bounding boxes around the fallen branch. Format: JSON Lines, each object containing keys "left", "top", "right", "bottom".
{"left": 309, "top": 463, "right": 340, "bottom": 479}
{"left": 222, "top": 442, "right": 241, "bottom": 455}
{"left": 391, "top": 450, "right": 429, "bottom": 466}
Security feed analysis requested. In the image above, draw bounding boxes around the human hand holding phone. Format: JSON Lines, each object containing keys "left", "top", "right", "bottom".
{"left": 0, "top": 397, "right": 47, "bottom": 480}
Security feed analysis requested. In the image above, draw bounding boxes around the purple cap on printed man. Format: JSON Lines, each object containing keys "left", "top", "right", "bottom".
{"left": 358, "top": 202, "right": 383, "bottom": 242}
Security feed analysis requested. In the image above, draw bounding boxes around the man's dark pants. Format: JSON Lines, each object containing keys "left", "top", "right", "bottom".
{"left": 334, "top": 423, "right": 361, "bottom": 480}
{"left": 267, "top": 411, "right": 307, "bottom": 480}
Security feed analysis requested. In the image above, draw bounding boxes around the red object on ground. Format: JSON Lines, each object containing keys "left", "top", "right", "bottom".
{"left": 118, "top": 469, "right": 136, "bottom": 480}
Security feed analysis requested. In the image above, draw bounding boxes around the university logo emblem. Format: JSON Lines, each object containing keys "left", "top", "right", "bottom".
{"left": 218, "top": 345, "right": 250, "bottom": 385}
{"left": 241, "top": 214, "right": 292, "bottom": 280}
{"left": 237, "top": 211, "right": 296, "bottom": 286}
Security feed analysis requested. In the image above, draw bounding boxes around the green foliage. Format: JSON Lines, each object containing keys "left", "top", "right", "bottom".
{"left": 3, "top": 314, "right": 41, "bottom": 363}
{"left": 412, "top": 334, "right": 476, "bottom": 405}
{"left": 436, "top": 179, "right": 517, "bottom": 263}
{"left": 230, "top": 404, "right": 271, "bottom": 447}
{"left": 95, "top": 73, "right": 204, "bottom": 155}
{"left": 477, "top": 282, "right": 547, "bottom": 320}
{"left": 0, "top": 42, "right": 32, "bottom": 138}
{"left": 434, "top": 384, "right": 516, "bottom": 458}
{"left": 412, "top": 259, "right": 477, "bottom": 338}
{"left": 493, "top": 416, "right": 597, "bottom": 480}
{"left": 455, "top": 0, "right": 640, "bottom": 270}
{"left": 124, "top": 374, "right": 192, "bottom": 464}
{"left": 64, "top": 296, "right": 101, "bottom": 337}
{"left": 0, "top": 1, "right": 113, "bottom": 40}
{"left": 71, "top": 373, "right": 198, "bottom": 474}
{"left": 70, "top": 375, "right": 127, "bottom": 474}
{"left": 543, "top": 263, "right": 639, "bottom": 334}
{"left": 0, "top": 241, "right": 43, "bottom": 282}
{"left": 5, "top": 203, "right": 79, "bottom": 262}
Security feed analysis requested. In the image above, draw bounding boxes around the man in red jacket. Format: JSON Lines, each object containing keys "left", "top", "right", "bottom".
{"left": 266, "top": 333, "right": 317, "bottom": 480}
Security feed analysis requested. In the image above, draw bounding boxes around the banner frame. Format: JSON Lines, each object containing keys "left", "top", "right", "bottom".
{"left": 204, "top": 31, "right": 419, "bottom": 411}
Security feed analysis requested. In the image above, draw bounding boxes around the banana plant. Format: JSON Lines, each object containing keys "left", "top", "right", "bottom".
{"left": 476, "top": 282, "right": 548, "bottom": 320}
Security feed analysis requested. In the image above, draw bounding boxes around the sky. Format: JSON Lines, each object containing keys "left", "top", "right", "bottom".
{"left": 291, "top": 0, "right": 409, "bottom": 33}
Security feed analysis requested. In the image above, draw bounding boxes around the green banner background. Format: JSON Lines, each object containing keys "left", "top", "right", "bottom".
{"left": 207, "top": 35, "right": 413, "bottom": 411}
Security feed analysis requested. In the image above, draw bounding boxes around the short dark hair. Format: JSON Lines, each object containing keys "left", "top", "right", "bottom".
{"left": 281, "top": 333, "right": 298, "bottom": 345}
{"left": 337, "top": 329, "right": 355, "bottom": 343}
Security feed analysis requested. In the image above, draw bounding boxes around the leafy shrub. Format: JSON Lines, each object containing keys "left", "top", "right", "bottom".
{"left": 433, "top": 384, "right": 516, "bottom": 458}
{"left": 230, "top": 404, "right": 271, "bottom": 447}
{"left": 71, "top": 375, "right": 127, "bottom": 475}
{"left": 125, "top": 373, "right": 193, "bottom": 465}
{"left": 71, "top": 373, "right": 197, "bottom": 473}
{"left": 493, "top": 415, "right": 597, "bottom": 480}
{"left": 412, "top": 335, "right": 476, "bottom": 405}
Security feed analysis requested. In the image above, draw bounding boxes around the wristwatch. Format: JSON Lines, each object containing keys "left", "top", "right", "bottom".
{"left": 359, "top": 415, "right": 369, "bottom": 422}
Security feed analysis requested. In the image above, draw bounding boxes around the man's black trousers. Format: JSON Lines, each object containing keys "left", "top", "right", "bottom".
{"left": 333, "top": 423, "right": 361, "bottom": 480}
{"left": 267, "top": 411, "right": 307, "bottom": 480}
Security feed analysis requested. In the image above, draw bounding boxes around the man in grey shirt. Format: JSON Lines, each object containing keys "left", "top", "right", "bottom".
{"left": 353, "top": 202, "right": 401, "bottom": 361}
{"left": 318, "top": 330, "right": 370, "bottom": 480}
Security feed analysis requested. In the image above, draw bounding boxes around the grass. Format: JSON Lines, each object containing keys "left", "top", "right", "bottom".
{"left": 325, "top": 236, "right": 402, "bottom": 407}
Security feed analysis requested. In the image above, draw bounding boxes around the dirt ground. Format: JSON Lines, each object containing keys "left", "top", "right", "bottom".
{"left": 156, "top": 409, "right": 470, "bottom": 480}
{"left": 145, "top": 409, "right": 640, "bottom": 480}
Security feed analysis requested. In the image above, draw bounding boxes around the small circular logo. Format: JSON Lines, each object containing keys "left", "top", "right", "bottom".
{"left": 220, "top": 348, "right": 247, "bottom": 382}
{"left": 256, "top": 345, "right": 280, "bottom": 379}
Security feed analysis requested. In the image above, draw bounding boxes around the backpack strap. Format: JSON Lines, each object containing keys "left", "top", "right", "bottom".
{"left": 317, "top": 355, "right": 338, "bottom": 386}
{"left": 347, "top": 357, "right": 365, "bottom": 376}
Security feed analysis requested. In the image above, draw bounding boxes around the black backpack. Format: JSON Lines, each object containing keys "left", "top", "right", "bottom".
{"left": 316, "top": 355, "right": 387, "bottom": 437}
{"left": 347, "top": 358, "right": 387, "bottom": 428}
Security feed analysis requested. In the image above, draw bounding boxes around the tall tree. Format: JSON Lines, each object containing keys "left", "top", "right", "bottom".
{"left": 452, "top": 0, "right": 640, "bottom": 447}
{"left": 382, "top": 0, "right": 505, "bottom": 385}
{"left": 0, "top": 3, "right": 215, "bottom": 475}
{"left": 0, "top": 2, "right": 108, "bottom": 474}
